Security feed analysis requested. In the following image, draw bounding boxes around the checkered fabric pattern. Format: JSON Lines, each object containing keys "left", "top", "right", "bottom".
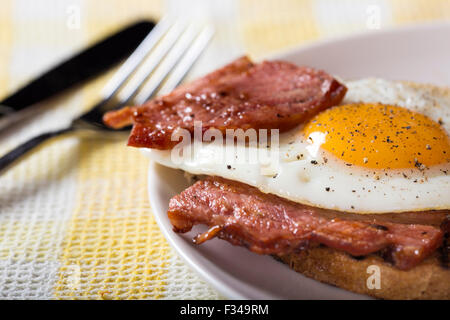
{"left": 0, "top": 0, "right": 449, "bottom": 299}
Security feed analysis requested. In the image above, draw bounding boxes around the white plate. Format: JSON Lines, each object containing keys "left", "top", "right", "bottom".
{"left": 147, "top": 22, "right": 450, "bottom": 299}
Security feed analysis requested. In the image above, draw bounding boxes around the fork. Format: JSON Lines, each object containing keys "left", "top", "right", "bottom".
{"left": 0, "top": 17, "right": 214, "bottom": 175}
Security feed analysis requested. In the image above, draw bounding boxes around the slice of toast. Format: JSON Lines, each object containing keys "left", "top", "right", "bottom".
{"left": 277, "top": 247, "right": 449, "bottom": 300}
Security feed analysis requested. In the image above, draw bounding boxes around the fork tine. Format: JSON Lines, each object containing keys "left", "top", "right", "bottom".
{"left": 133, "top": 23, "right": 201, "bottom": 105}
{"left": 100, "top": 16, "right": 171, "bottom": 101}
{"left": 117, "top": 20, "right": 187, "bottom": 105}
{"left": 156, "top": 25, "right": 214, "bottom": 97}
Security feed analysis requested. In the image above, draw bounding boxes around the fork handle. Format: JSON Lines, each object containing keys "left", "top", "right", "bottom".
{"left": 0, "top": 127, "right": 74, "bottom": 175}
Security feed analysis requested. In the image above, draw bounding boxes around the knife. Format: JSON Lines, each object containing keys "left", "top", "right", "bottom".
{"left": 0, "top": 20, "right": 155, "bottom": 130}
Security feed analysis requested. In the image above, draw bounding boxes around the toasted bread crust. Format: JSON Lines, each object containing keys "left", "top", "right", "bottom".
{"left": 277, "top": 247, "right": 450, "bottom": 299}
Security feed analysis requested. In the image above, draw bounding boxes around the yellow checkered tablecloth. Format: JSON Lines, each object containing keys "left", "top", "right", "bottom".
{"left": 0, "top": 0, "right": 449, "bottom": 299}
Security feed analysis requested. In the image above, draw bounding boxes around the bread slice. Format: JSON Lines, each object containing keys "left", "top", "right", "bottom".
{"left": 277, "top": 247, "right": 449, "bottom": 300}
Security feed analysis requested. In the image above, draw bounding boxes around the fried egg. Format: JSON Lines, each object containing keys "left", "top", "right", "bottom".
{"left": 142, "top": 78, "right": 450, "bottom": 213}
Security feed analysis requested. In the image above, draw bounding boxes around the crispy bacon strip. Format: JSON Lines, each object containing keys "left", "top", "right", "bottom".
{"left": 168, "top": 177, "right": 445, "bottom": 270}
{"left": 103, "top": 56, "right": 347, "bottom": 150}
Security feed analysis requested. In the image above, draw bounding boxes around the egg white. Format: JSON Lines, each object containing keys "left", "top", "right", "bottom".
{"left": 142, "top": 79, "right": 450, "bottom": 214}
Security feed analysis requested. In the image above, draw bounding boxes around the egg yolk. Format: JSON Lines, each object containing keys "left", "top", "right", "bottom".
{"left": 303, "top": 103, "right": 450, "bottom": 169}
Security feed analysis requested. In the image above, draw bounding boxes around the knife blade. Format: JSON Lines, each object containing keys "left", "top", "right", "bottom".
{"left": 0, "top": 19, "right": 155, "bottom": 130}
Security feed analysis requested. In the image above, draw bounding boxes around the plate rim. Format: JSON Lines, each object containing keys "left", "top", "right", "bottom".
{"left": 148, "top": 162, "right": 248, "bottom": 299}
{"left": 265, "top": 20, "right": 450, "bottom": 62}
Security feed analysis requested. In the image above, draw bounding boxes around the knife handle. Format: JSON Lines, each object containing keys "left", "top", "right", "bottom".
{"left": 0, "top": 127, "right": 74, "bottom": 175}
{"left": 0, "top": 20, "right": 155, "bottom": 116}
